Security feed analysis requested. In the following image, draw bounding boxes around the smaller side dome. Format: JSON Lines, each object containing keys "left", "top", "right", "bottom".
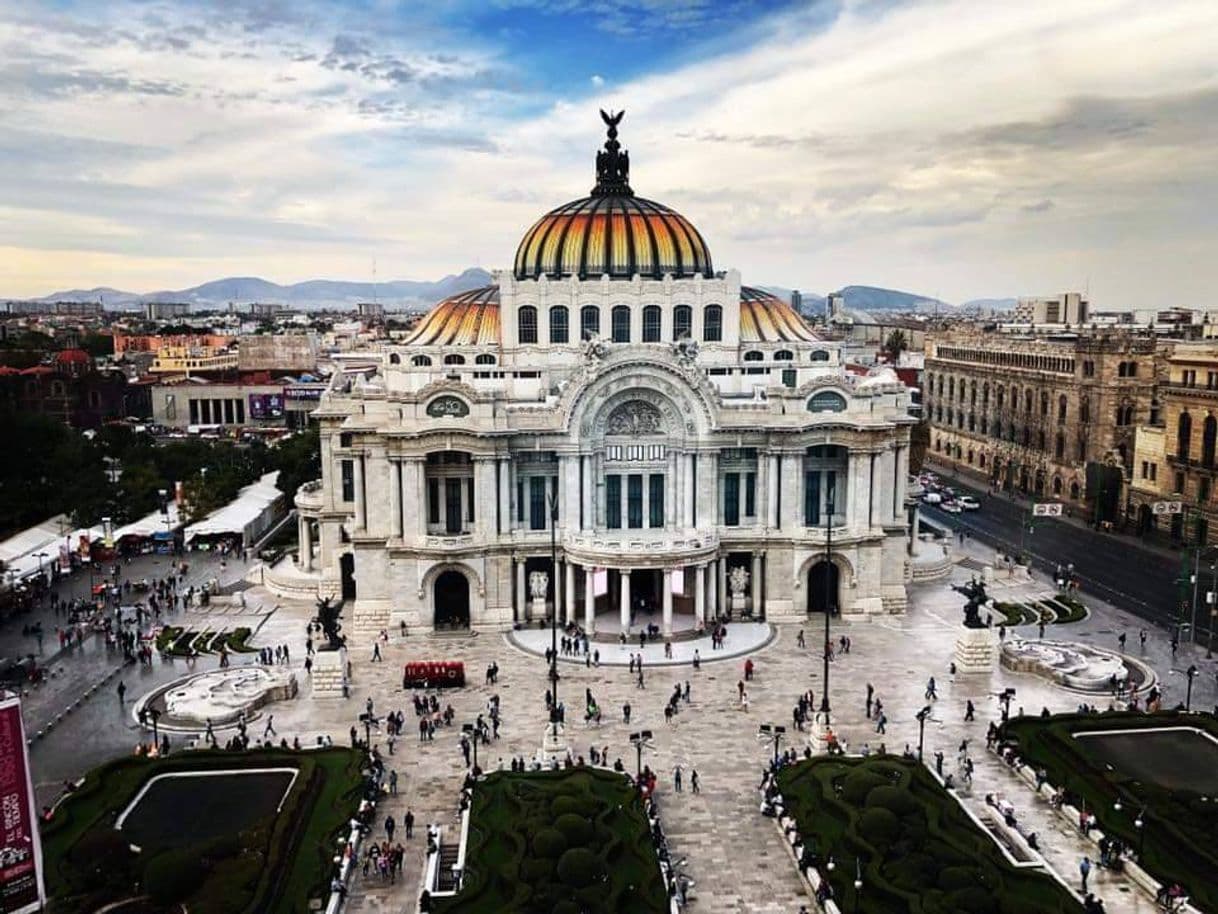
{"left": 739, "top": 287, "right": 820, "bottom": 343}
{"left": 402, "top": 286, "right": 500, "bottom": 347}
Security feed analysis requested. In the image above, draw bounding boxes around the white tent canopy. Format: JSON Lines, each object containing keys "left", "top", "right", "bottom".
{"left": 0, "top": 515, "right": 69, "bottom": 564}
{"left": 112, "top": 503, "right": 182, "bottom": 541}
{"left": 184, "top": 471, "right": 283, "bottom": 548}
{"left": 0, "top": 517, "right": 103, "bottom": 585}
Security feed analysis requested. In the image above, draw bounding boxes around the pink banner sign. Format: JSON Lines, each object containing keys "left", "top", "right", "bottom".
{"left": 0, "top": 696, "right": 44, "bottom": 913}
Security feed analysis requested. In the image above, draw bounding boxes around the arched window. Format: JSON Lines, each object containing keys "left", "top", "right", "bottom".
{"left": 1204, "top": 415, "right": 1217, "bottom": 468}
{"left": 1037, "top": 429, "right": 1046, "bottom": 451}
{"left": 1053, "top": 476, "right": 1063, "bottom": 495}
{"left": 475, "top": 353, "right": 496, "bottom": 365}
{"left": 1054, "top": 433, "right": 1065, "bottom": 460}
{"left": 979, "top": 452, "right": 987, "bottom": 468}
{"left": 389, "top": 353, "right": 401, "bottom": 365}
{"left": 1058, "top": 394, "right": 1068, "bottom": 422}
{"left": 444, "top": 353, "right": 465, "bottom": 365}
{"left": 1118, "top": 362, "right": 1128, "bottom": 378}
{"left": 810, "top": 349, "right": 830, "bottom": 362}
{"left": 970, "top": 381, "right": 977, "bottom": 405}
{"left": 703, "top": 305, "right": 722, "bottom": 342}
{"left": 580, "top": 305, "right": 600, "bottom": 340}
{"left": 1040, "top": 390, "right": 1049, "bottom": 416}
{"left": 673, "top": 305, "right": 692, "bottom": 340}
{"left": 1128, "top": 361, "right": 1138, "bottom": 377}
{"left": 642, "top": 305, "right": 661, "bottom": 342}
{"left": 518, "top": 305, "right": 538, "bottom": 344}
{"left": 1080, "top": 397, "right": 1090, "bottom": 424}
{"left": 996, "top": 388, "right": 1005, "bottom": 408}
{"left": 982, "top": 383, "right": 990, "bottom": 407}
{"left": 968, "top": 412, "right": 976, "bottom": 432}
{"left": 743, "top": 351, "right": 764, "bottom": 362}
{"left": 611, "top": 305, "right": 631, "bottom": 343}
{"left": 1025, "top": 389, "right": 1033, "bottom": 413}
{"left": 948, "top": 377, "right": 955, "bottom": 400}
{"left": 1178, "top": 411, "right": 1192, "bottom": 461}
{"left": 774, "top": 350, "right": 794, "bottom": 361}
{"left": 549, "top": 306, "right": 569, "bottom": 344}
{"left": 412, "top": 355, "right": 432, "bottom": 367}
{"left": 1077, "top": 437, "right": 1087, "bottom": 462}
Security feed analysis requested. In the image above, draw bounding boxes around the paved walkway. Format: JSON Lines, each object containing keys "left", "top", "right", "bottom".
{"left": 509, "top": 620, "right": 774, "bottom": 667}
{"left": 22, "top": 537, "right": 1218, "bottom": 913}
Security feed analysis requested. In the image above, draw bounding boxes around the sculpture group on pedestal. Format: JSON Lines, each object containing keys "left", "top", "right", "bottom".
{"left": 952, "top": 579, "right": 989, "bottom": 629}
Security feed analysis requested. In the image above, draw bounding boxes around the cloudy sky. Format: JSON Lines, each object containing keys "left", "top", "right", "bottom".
{"left": 2, "top": 0, "right": 1217, "bottom": 306}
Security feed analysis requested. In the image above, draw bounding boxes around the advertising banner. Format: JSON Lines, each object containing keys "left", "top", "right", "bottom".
{"left": 248, "top": 393, "right": 284, "bottom": 420}
{"left": 0, "top": 696, "right": 45, "bottom": 913}
{"left": 57, "top": 544, "right": 71, "bottom": 573}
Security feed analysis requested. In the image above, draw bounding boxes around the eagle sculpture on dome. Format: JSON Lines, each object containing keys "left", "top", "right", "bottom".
{"left": 600, "top": 108, "right": 625, "bottom": 137}
{"left": 593, "top": 110, "right": 632, "bottom": 196}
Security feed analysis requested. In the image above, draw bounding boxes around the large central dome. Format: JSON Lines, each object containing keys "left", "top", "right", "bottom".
{"left": 513, "top": 111, "right": 714, "bottom": 281}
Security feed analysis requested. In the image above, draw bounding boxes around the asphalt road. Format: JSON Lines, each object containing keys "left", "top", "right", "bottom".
{"left": 919, "top": 476, "right": 1202, "bottom": 635}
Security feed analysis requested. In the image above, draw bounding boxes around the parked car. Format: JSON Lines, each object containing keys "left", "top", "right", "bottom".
{"left": 958, "top": 496, "right": 981, "bottom": 511}
{"left": 922, "top": 491, "right": 943, "bottom": 505}
{"left": 940, "top": 501, "right": 963, "bottom": 514}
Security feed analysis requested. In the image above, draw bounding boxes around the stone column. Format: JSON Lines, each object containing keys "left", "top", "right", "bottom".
{"left": 353, "top": 454, "right": 367, "bottom": 530}
{"left": 756, "top": 451, "right": 769, "bottom": 528}
{"left": 869, "top": 452, "right": 879, "bottom": 529}
{"left": 717, "top": 559, "right": 727, "bottom": 616}
{"left": 498, "top": 456, "right": 512, "bottom": 535}
{"left": 642, "top": 472, "right": 651, "bottom": 529}
{"left": 695, "top": 564, "right": 706, "bottom": 626}
{"left": 580, "top": 455, "right": 593, "bottom": 531}
{"left": 474, "top": 457, "right": 495, "bottom": 539}
{"left": 751, "top": 552, "right": 763, "bottom": 615}
{"left": 584, "top": 566, "right": 596, "bottom": 633}
{"left": 894, "top": 445, "right": 907, "bottom": 519}
{"left": 768, "top": 453, "right": 780, "bottom": 528}
{"left": 562, "top": 455, "right": 580, "bottom": 531}
{"left": 416, "top": 459, "right": 428, "bottom": 536}
{"left": 665, "top": 451, "right": 677, "bottom": 527}
{"left": 565, "top": 560, "right": 576, "bottom": 624}
{"left": 620, "top": 570, "right": 631, "bottom": 631}
{"left": 515, "top": 557, "right": 526, "bottom": 623}
{"left": 298, "top": 516, "right": 312, "bottom": 571}
{"left": 708, "top": 559, "right": 719, "bottom": 618}
{"left": 662, "top": 568, "right": 673, "bottom": 636}
{"left": 685, "top": 453, "right": 696, "bottom": 527}
{"left": 388, "top": 459, "right": 402, "bottom": 539}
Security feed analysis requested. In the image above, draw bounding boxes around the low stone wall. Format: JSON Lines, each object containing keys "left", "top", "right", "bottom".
{"left": 311, "top": 648, "right": 347, "bottom": 698}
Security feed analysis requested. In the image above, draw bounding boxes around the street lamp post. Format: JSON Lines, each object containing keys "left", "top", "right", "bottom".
{"left": 547, "top": 491, "right": 560, "bottom": 741}
{"left": 148, "top": 707, "right": 161, "bottom": 748}
{"left": 1185, "top": 664, "right": 1198, "bottom": 711}
{"left": 629, "top": 730, "right": 653, "bottom": 780}
{"left": 759, "top": 724, "right": 786, "bottom": 766}
{"left": 998, "top": 688, "right": 1016, "bottom": 723}
{"left": 1135, "top": 808, "right": 1146, "bottom": 859}
{"left": 853, "top": 858, "right": 863, "bottom": 914}
{"left": 916, "top": 706, "right": 932, "bottom": 761}
{"left": 820, "top": 495, "right": 835, "bottom": 723}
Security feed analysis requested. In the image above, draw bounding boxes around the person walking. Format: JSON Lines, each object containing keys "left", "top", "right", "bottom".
{"left": 1117, "top": 632, "right": 1126, "bottom": 651}
{"left": 117, "top": 681, "right": 127, "bottom": 703}
{"left": 964, "top": 700, "right": 975, "bottom": 722}
{"left": 690, "top": 769, "right": 700, "bottom": 794}
{"left": 389, "top": 770, "right": 398, "bottom": 795}
{"left": 673, "top": 765, "right": 683, "bottom": 792}
{"left": 623, "top": 702, "right": 632, "bottom": 724}
{"left": 1139, "top": 629, "right": 1147, "bottom": 650}
{"left": 876, "top": 712, "right": 887, "bottom": 734}
{"left": 797, "top": 629, "right": 806, "bottom": 649}
{"left": 865, "top": 682, "right": 874, "bottom": 718}
{"left": 925, "top": 677, "right": 937, "bottom": 700}
{"left": 264, "top": 715, "right": 276, "bottom": 737}
{"left": 385, "top": 815, "right": 396, "bottom": 842}
{"left": 1079, "top": 856, "right": 1091, "bottom": 894}
{"left": 372, "top": 642, "right": 382, "bottom": 662}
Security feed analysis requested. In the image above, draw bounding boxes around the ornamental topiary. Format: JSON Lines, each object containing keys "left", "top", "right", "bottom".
{"left": 143, "top": 847, "right": 208, "bottom": 903}
{"left": 858, "top": 807, "right": 902, "bottom": 848}
{"left": 533, "top": 827, "right": 568, "bottom": 858}
{"left": 865, "top": 784, "right": 920, "bottom": 817}
{"left": 945, "top": 886, "right": 998, "bottom": 914}
{"left": 840, "top": 768, "right": 888, "bottom": 804}
{"left": 554, "top": 812, "right": 593, "bottom": 847}
{"left": 556, "top": 847, "right": 603, "bottom": 888}
{"left": 937, "top": 865, "right": 976, "bottom": 891}
{"left": 551, "top": 794, "right": 592, "bottom": 818}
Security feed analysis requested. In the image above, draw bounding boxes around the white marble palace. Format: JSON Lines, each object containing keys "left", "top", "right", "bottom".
{"left": 294, "top": 113, "right": 916, "bottom": 638}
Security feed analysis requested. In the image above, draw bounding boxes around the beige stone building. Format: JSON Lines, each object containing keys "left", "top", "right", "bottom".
{"left": 925, "top": 330, "right": 1157, "bottom": 521}
{"left": 1128, "top": 343, "right": 1218, "bottom": 543}
{"left": 289, "top": 116, "right": 917, "bottom": 637}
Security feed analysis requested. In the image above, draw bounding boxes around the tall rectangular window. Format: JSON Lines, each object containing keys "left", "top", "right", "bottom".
{"left": 516, "top": 480, "right": 524, "bottom": 523}
{"left": 188, "top": 398, "right": 198, "bottom": 424}
{"left": 804, "top": 471, "right": 820, "bottom": 526}
{"left": 642, "top": 306, "right": 661, "bottom": 342}
{"left": 673, "top": 305, "right": 692, "bottom": 340}
{"left": 529, "top": 476, "right": 547, "bottom": 531}
{"left": 745, "top": 472, "right": 756, "bottom": 518}
{"left": 466, "top": 478, "right": 475, "bottom": 522}
{"left": 612, "top": 306, "right": 631, "bottom": 343}
{"left": 606, "top": 475, "right": 621, "bottom": 529}
{"left": 444, "top": 479, "right": 462, "bottom": 533}
{"left": 549, "top": 306, "right": 569, "bottom": 344}
{"left": 581, "top": 306, "right": 600, "bottom": 340}
{"left": 428, "top": 479, "right": 441, "bottom": 524}
{"left": 826, "top": 470, "right": 837, "bottom": 517}
{"left": 724, "top": 472, "right": 740, "bottom": 526}
{"left": 236, "top": 399, "right": 245, "bottom": 424}
{"left": 627, "top": 474, "right": 643, "bottom": 528}
{"left": 648, "top": 474, "right": 664, "bottom": 528}
{"left": 341, "top": 460, "right": 355, "bottom": 502}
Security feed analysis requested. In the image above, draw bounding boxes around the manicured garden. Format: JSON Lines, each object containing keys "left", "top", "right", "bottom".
{"left": 992, "top": 593, "right": 1087, "bottom": 628}
{"left": 432, "top": 767, "right": 669, "bottom": 914}
{"left": 776, "top": 756, "right": 1083, "bottom": 914}
{"left": 41, "top": 747, "right": 365, "bottom": 914}
{"left": 155, "top": 625, "right": 255, "bottom": 655}
{"left": 1000, "top": 711, "right": 1218, "bottom": 912}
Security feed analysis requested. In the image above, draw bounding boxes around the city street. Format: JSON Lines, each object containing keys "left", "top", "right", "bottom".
{"left": 919, "top": 469, "right": 1199, "bottom": 635}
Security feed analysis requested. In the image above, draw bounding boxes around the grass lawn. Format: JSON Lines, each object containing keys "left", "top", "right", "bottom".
{"left": 41, "top": 747, "right": 366, "bottom": 914}
{"left": 1000, "top": 711, "right": 1218, "bottom": 912}
{"left": 433, "top": 767, "right": 669, "bottom": 914}
{"left": 776, "top": 756, "right": 1083, "bottom": 914}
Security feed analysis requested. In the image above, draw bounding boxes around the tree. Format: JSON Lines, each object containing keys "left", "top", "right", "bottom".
{"left": 271, "top": 425, "right": 320, "bottom": 498}
{"left": 884, "top": 329, "right": 909, "bottom": 363}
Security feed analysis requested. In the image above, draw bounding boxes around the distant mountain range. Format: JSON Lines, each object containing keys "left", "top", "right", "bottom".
{"left": 23, "top": 269, "right": 1018, "bottom": 315}
{"left": 30, "top": 268, "right": 494, "bottom": 310}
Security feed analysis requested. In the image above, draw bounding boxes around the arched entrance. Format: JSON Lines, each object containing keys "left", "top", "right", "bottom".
{"left": 434, "top": 570, "right": 470, "bottom": 629}
{"left": 339, "top": 553, "right": 356, "bottom": 600}
{"left": 808, "top": 560, "right": 840, "bottom": 615}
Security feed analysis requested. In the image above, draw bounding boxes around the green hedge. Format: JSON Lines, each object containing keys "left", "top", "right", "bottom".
{"left": 992, "top": 602, "right": 1038, "bottom": 626}
{"left": 41, "top": 748, "right": 365, "bottom": 914}
{"left": 433, "top": 768, "right": 668, "bottom": 914}
{"left": 776, "top": 757, "right": 1083, "bottom": 914}
{"left": 1000, "top": 712, "right": 1218, "bottom": 912}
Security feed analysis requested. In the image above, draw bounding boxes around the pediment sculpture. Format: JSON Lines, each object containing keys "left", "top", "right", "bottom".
{"left": 606, "top": 400, "right": 664, "bottom": 435}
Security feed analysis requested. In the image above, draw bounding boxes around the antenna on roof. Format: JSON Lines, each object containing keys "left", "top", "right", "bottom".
{"left": 372, "top": 258, "right": 378, "bottom": 307}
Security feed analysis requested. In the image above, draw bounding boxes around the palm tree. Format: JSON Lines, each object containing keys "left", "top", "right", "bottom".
{"left": 884, "top": 329, "right": 908, "bottom": 363}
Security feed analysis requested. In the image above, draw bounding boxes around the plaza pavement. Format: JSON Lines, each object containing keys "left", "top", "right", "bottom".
{"left": 18, "top": 534, "right": 1217, "bottom": 913}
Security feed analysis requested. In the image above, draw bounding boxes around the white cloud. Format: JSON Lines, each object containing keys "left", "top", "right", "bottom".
{"left": 3, "top": 0, "right": 1218, "bottom": 306}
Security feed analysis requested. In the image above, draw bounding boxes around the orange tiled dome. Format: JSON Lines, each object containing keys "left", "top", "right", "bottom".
{"left": 402, "top": 286, "right": 500, "bottom": 346}
{"left": 739, "top": 287, "right": 820, "bottom": 343}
